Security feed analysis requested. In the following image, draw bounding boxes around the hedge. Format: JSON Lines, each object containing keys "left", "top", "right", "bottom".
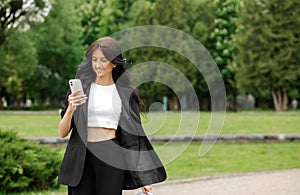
{"left": 0, "top": 129, "right": 61, "bottom": 193}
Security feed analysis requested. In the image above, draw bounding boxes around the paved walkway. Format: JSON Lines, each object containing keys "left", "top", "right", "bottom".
{"left": 123, "top": 169, "right": 300, "bottom": 195}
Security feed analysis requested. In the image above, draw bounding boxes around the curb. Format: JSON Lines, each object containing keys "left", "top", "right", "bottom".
{"left": 148, "top": 134, "right": 300, "bottom": 143}
{"left": 27, "top": 134, "right": 300, "bottom": 145}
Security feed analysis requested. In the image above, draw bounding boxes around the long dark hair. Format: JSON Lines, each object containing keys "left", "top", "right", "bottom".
{"left": 75, "top": 37, "right": 145, "bottom": 110}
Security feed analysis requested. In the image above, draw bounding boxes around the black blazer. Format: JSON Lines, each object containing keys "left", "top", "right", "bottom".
{"left": 57, "top": 82, "right": 167, "bottom": 189}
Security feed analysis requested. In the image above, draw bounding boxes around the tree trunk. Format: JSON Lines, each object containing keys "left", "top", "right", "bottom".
{"left": 271, "top": 89, "right": 288, "bottom": 111}
{"left": 277, "top": 90, "right": 282, "bottom": 109}
{"left": 231, "top": 90, "right": 238, "bottom": 112}
{"left": 16, "top": 98, "right": 22, "bottom": 110}
{"left": 283, "top": 90, "right": 288, "bottom": 111}
{"left": 272, "top": 90, "right": 280, "bottom": 111}
{"left": 0, "top": 98, "right": 3, "bottom": 110}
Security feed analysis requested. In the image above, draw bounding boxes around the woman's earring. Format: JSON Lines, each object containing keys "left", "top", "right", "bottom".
{"left": 113, "top": 65, "right": 116, "bottom": 68}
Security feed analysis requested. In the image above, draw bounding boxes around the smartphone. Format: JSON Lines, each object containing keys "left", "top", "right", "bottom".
{"left": 69, "top": 79, "right": 86, "bottom": 103}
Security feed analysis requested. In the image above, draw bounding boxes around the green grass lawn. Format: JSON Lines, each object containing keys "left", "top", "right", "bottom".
{"left": 0, "top": 111, "right": 299, "bottom": 137}
{"left": 142, "top": 111, "right": 300, "bottom": 135}
{"left": 1, "top": 109, "right": 298, "bottom": 194}
{"left": 0, "top": 112, "right": 61, "bottom": 137}
{"left": 16, "top": 141, "right": 300, "bottom": 195}
{"left": 161, "top": 142, "right": 300, "bottom": 180}
{"left": 1, "top": 111, "right": 299, "bottom": 194}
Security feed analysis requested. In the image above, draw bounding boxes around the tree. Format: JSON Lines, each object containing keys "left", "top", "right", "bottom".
{"left": 0, "top": 0, "right": 48, "bottom": 46}
{"left": 0, "top": 29, "right": 38, "bottom": 109}
{"left": 32, "top": 0, "right": 83, "bottom": 107}
{"left": 234, "top": 0, "right": 300, "bottom": 111}
{"left": 98, "top": 0, "right": 135, "bottom": 37}
{"left": 79, "top": 0, "right": 136, "bottom": 47}
{"left": 210, "top": 0, "right": 239, "bottom": 110}
{"left": 79, "top": 0, "right": 104, "bottom": 47}
{"left": 129, "top": 0, "right": 216, "bottom": 110}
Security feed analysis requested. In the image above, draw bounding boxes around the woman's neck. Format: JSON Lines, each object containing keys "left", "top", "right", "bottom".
{"left": 94, "top": 75, "right": 114, "bottom": 86}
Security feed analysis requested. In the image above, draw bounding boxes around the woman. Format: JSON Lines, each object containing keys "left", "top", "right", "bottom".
{"left": 58, "top": 37, "right": 167, "bottom": 195}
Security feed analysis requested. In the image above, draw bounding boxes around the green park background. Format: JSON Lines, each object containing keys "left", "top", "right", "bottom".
{"left": 0, "top": 0, "right": 300, "bottom": 194}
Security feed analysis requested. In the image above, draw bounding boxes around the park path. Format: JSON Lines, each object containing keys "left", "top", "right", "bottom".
{"left": 123, "top": 169, "right": 300, "bottom": 195}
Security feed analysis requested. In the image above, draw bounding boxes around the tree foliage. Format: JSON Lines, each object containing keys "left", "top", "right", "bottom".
{"left": 1, "top": 0, "right": 299, "bottom": 111}
{"left": 129, "top": 0, "right": 215, "bottom": 110}
{"left": 79, "top": 0, "right": 104, "bottom": 47}
{"left": 210, "top": 0, "right": 239, "bottom": 110}
{"left": 32, "top": 0, "right": 83, "bottom": 106}
{"left": 234, "top": 0, "right": 300, "bottom": 111}
{"left": 98, "top": 0, "right": 135, "bottom": 37}
{"left": 0, "top": 29, "right": 38, "bottom": 109}
{"left": 0, "top": 0, "right": 48, "bottom": 45}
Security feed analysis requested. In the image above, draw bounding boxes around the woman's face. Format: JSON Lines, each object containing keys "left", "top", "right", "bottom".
{"left": 92, "top": 48, "right": 115, "bottom": 77}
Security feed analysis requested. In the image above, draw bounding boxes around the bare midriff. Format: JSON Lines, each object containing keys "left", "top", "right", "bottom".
{"left": 87, "top": 127, "right": 116, "bottom": 142}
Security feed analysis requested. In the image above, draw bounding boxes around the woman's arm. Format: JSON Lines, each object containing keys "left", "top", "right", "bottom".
{"left": 58, "top": 106, "right": 75, "bottom": 138}
{"left": 58, "top": 90, "right": 87, "bottom": 138}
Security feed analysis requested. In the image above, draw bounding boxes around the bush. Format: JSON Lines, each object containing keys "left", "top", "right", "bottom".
{"left": 0, "top": 129, "right": 61, "bottom": 193}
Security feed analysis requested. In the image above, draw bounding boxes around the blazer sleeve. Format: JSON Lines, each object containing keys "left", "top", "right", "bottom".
{"left": 119, "top": 93, "right": 167, "bottom": 190}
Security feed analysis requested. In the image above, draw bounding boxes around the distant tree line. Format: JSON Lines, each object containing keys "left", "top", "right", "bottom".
{"left": 0, "top": 0, "right": 299, "bottom": 111}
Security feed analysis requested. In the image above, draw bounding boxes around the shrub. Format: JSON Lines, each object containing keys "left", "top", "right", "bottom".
{"left": 0, "top": 129, "right": 61, "bottom": 193}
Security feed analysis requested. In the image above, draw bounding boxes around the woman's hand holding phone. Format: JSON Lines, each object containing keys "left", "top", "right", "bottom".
{"left": 68, "top": 90, "right": 87, "bottom": 111}
{"left": 68, "top": 79, "right": 87, "bottom": 111}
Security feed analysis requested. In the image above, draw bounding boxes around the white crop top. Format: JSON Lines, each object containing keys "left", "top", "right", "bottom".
{"left": 88, "top": 82, "right": 122, "bottom": 129}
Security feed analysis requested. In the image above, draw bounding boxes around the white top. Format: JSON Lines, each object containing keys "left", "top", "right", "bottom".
{"left": 87, "top": 82, "right": 122, "bottom": 129}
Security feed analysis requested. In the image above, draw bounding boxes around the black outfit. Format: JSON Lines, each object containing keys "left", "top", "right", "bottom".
{"left": 68, "top": 138, "right": 124, "bottom": 195}
{"left": 58, "top": 82, "right": 167, "bottom": 193}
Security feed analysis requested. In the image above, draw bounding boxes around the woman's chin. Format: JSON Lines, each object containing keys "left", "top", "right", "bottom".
{"left": 95, "top": 71, "right": 104, "bottom": 77}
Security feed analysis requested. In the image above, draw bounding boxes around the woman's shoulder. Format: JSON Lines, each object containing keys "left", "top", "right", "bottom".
{"left": 115, "top": 83, "right": 135, "bottom": 92}
{"left": 115, "top": 83, "right": 138, "bottom": 101}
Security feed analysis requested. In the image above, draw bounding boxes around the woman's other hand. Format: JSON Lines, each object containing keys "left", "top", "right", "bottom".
{"left": 141, "top": 185, "right": 152, "bottom": 194}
